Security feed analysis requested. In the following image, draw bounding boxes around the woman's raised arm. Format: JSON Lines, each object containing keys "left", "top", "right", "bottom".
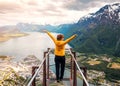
{"left": 43, "top": 30, "right": 56, "bottom": 43}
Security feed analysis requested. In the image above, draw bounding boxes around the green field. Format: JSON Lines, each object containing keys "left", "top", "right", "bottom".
{"left": 77, "top": 54, "right": 120, "bottom": 83}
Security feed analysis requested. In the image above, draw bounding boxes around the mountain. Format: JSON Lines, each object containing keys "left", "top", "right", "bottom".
{"left": 56, "top": 24, "right": 75, "bottom": 34}
{"left": 57, "top": 3, "right": 120, "bottom": 56}
{"left": 0, "top": 23, "right": 58, "bottom": 34}
{"left": 0, "top": 25, "right": 20, "bottom": 33}
{"left": 78, "top": 3, "right": 120, "bottom": 26}
{"left": 16, "top": 23, "right": 57, "bottom": 32}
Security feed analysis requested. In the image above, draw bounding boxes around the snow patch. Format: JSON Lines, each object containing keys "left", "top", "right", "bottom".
{"left": 119, "top": 13, "right": 120, "bottom": 19}
{"left": 111, "top": 5, "right": 119, "bottom": 10}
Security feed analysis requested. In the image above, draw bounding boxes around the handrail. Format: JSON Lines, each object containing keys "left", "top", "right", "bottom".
{"left": 68, "top": 49, "right": 89, "bottom": 86}
{"left": 27, "top": 48, "right": 89, "bottom": 86}
{"left": 27, "top": 49, "right": 51, "bottom": 86}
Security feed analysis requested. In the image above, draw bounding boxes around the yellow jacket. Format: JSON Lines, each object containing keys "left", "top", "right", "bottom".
{"left": 46, "top": 31, "right": 76, "bottom": 56}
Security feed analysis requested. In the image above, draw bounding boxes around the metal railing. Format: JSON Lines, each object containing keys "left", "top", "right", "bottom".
{"left": 68, "top": 49, "right": 89, "bottom": 86}
{"left": 27, "top": 49, "right": 51, "bottom": 86}
{"left": 27, "top": 48, "right": 89, "bottom": 86}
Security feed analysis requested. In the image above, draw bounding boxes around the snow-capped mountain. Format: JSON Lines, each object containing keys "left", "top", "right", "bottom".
{"left": 78, "top": 3, "right": 120, "bottom": 25}
{"left": 57, "top": 3, "right": 120, "bottom": 57}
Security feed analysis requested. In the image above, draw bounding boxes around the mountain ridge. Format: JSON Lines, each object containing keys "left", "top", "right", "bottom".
{"left": 57, "top": 3, "right": 120, "bottom": 57}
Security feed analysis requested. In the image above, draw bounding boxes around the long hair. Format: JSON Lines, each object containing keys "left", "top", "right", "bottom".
{"left": 57, "top": 34, "right": 64, "bottom": 40}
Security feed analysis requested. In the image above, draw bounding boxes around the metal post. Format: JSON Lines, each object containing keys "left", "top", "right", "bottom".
{"left": 32, "top": 66, "right": 36, "bottom": 86}
{"left": 47, "top": 53, "right": 49, "bottom": 79}
{"left": 70, "top": 55, "right": 73, "bottom": 80}
{"left": 70, "top": 48, "right": 73, "bottom": 81}
{"left": 32, "top": 66, "right": 39, "bottom": 86}
{"left": 83, "top": 67, "right": 87, "bottom": 86}
{"left": 47, "top": 48, "right": 50, "bottom": 79}
{"left": 73, "top": 52, "right": 77, "bottom": 86}
{"left": 43, "top": 52, "right": 47, "bottom": 86}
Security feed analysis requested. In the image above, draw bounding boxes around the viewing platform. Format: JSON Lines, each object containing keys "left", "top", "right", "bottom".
{"left": 27, "top": 48, "right": 89, "bottom": 86}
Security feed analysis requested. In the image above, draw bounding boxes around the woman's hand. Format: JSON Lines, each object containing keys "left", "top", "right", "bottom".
{"left": 42, "top": 30, "right": 47, "bottom": 33}
{"left": 74, "top": 34, "right": 78, "bottom": 37}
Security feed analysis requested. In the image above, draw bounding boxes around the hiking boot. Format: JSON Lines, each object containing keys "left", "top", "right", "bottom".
{"left": 57, "top": 80, "right": 60, "bottom": 83}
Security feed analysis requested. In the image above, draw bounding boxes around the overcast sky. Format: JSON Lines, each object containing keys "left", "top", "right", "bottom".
{"left": 0, "top": 0, "right": 119, "bottom": 26}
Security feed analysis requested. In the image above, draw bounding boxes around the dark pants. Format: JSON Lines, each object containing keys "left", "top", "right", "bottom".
{"left": 55, "top": 55, "right": 65, "bottom": 81}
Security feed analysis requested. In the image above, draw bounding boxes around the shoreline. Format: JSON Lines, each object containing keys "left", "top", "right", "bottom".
{"left": 0, "top": 33, "right": 29, "bottom": 42}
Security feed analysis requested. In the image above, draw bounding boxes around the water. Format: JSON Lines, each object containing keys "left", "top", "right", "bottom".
{"left": 0, "top": 32, "right": 61, "bottom": 61}
{"left": 0, "top": 32, "right": 93, "bottom": 86}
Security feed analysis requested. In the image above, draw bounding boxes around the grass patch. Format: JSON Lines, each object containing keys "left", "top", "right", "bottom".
{"left": 110, "top": 63, "right": 120, "bottom": 69}
{"left": 0, "top": 56, "right": 8, "bottom": 58}
{"left": 78, "top": 53, "right": 120, "bottom": 82}
{"left": 87, "top": 60, "right": 101, "bottom": 65}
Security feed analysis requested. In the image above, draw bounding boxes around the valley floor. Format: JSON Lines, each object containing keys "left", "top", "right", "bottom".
{"left": 74, "top": 53, "right": 120, "bottom": 86}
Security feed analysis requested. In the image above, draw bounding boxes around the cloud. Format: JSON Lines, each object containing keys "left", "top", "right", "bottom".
{"left": 0, "top": 0, "right": 119, "bottom": 26}
{"left": 20, "top": 0, "right": 39, "bottom": 6}
{"left": 61, "top": 0, "right": 120, "bottom": 11}
{"left": 59, "top": 0, "right": 98, "bottom": 11}
{"left": 0, "top": 2, "right": 22, "bottom": 13}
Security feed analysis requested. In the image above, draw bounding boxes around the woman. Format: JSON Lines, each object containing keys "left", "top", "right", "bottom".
{"left": 44, "top": 30, "right": 77, "bottom": 82}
